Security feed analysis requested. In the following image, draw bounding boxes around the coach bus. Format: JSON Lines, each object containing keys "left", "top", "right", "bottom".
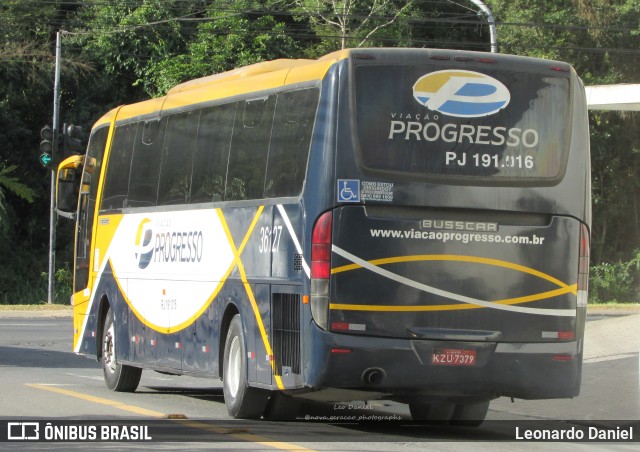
{"left": 56, "top": 47, "right": 591, "bottom": 424}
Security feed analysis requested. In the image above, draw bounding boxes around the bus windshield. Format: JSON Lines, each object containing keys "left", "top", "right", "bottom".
{"left": 354, "top": 64, "right": 570, "bottom": 184}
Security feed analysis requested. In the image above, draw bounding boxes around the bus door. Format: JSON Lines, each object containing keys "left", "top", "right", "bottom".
{"left": 68, "top": 126, "right": 109, "bottom": 351}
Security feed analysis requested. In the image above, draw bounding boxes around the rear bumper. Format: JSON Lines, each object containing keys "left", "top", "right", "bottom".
{"left": 304, "top": 323, "right": 583, "bottom": 401}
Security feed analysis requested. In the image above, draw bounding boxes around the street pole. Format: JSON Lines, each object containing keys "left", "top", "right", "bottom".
{"left": 47, "top": 31, "right": 62, "bottom": 304}
{"left": 468, "top": 0, "right": 498, "bottom": 53}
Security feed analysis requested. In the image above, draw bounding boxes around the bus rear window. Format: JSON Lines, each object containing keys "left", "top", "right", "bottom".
{"left": 354, "top": 65, "right": 570, "bottom": 184}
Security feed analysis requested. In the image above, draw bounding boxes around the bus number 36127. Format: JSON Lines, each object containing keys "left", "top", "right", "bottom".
{"left": 259, "top": 225, "right": 283, "bottom": 254}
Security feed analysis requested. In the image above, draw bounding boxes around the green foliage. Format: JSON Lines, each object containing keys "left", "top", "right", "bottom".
{"left": 44, "top": 264, "right": 73, "bottom": 305}
{"left": 589, "top": 251, "right": 640, "bottom": 303}
{"left": 0, "top": 164, "right": 36, "bottom": 234}
{"left": 589, "top": 112, "right": 640, "bottom": 264}
{"left": 0, "top": 164, "right": 36, "bottom": 203}
{"left": 146, "top": 7, "right": 304, "bottom": 96}
{"left": 489, "top": 0, "right": 640, "bottom": 84}
{"left": 293, "top": 0, "right": 416, "bottom": 53}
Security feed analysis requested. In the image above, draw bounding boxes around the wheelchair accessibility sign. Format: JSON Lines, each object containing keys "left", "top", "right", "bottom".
{"left": 337, "top": 179, "right": 360, "bottom": 203}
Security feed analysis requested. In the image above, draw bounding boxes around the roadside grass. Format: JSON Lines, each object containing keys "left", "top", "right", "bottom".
{"left": 587, "top": 302, "right": 640, "bottom": 310}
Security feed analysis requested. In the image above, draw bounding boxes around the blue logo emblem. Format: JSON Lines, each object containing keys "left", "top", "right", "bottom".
{"left": 413, "top": 70, "right": 510, "bottom": 118}
{"left": 337, "top": 179, "right": 360, "bottom": 203}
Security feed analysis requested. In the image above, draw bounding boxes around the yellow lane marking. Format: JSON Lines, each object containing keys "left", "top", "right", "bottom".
{"left": 217, "top": 207, "right": 285, "bottom": 390}
{"left": 179, "top": 420, "right": 313, "bottom": 451}
{"left": 26, "top": 384, "right": 313, "bottom": 451}
{"left": 26, "top": 384, "right": 165, "bottom": 417}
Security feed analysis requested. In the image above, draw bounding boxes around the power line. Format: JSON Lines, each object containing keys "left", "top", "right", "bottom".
{"left": 2, "top": 1, "right": 639, "bottom": 57}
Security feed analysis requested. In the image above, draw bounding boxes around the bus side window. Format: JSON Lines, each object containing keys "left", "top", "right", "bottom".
{"left": 190, "top": 102, "right": 236, "bottom": 204}
{"left": 127, "top": 118, "right": 165, "bottom": 207}
{"left": 100, "top": 123, "right": 137, "bottom": 211}
{"left": 157, "top": 111, "right": 199, "bottom": 206}
{"left": 265, "top": 88, "right": 319, "bottom": 198}
{"left": 226, "top": 96, "right": 276, "bottom": 201}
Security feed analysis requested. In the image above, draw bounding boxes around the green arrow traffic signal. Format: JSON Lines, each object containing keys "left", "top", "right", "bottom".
{"left": 40, "top": 125, "right": 54, "bottom": 168}
{"left": 39, "top": 152, "right": 53, "bottom": 168}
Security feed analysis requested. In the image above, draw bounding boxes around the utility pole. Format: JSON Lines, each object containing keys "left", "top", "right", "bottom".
{"left": 468, "top": 0, "right": 498, "bottom": 53}
{"left": 47, "top": 31, "right": 62, "bottom": 304}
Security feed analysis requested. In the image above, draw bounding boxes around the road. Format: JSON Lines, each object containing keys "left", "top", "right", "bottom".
{"left": 0, "top": 311, "right": 638, "bottom": 450}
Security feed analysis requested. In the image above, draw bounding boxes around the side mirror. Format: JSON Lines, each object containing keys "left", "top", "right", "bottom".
{"left": 56, "top": 155, "right": 84, "bottom": 220}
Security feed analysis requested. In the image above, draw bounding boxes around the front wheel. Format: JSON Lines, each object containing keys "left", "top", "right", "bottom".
{"left": 222, "top": 315, "right": 269, "bottom": 419}
{"left": 102, "top": 307, "right": 142, "bottom": 392}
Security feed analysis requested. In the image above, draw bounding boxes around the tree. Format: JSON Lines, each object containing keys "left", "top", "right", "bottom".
{"left": 0, "top": 2, "right": 84, "bottom": 303}
{"left": 146, "top": 1, "right": 306, "bottom": 96}
{"left": 73, "top": 0, "right": 197, "bottom": 98}
{"left": 0, "top": 164, "right": 35, "bottom": 228}
{"left": 293, "top": 0, "right": 415, "bottom": 51}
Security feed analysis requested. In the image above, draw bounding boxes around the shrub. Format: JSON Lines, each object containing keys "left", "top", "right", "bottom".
{"left": 589, "top": 250, "right": 640, "bottom": 303}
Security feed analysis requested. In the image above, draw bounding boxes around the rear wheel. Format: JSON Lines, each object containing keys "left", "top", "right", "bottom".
{"left": 409, "top": 401, "right": 455, "bottom": 423}
{"left": 222, "top": 315, "right": 269, "bottom": 419}
{"left": 450, "top": 400, "right": 490, "bottom": 427}
{"left": 102, "top": 308, "right": 142, "bottom": 392}
{"left": 263, "top": 392, "right": 303, "bottom": 420}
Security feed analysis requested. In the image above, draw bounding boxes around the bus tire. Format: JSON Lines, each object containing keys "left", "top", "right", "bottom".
{"left": 102, "top": 308, "right": 142, "bottom": 392}
{"left": 263, "top": 392, "right": 303, "bottom": 420}
{"left": 450, "top": 400, "right": 490, "bottom": 427}
{"left": 409, "top": 401, "right": 455, "bottom": 423}
{"left": 222, "top": 315, "right": 269, "bottom": 419}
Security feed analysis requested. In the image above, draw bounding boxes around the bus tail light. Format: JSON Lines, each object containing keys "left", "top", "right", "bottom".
{"left": 552, "top": 354, "right": 575, "bottom": 362}
{"left": 577, "top": 224, "right": 590, "bottom": 308}
{"left": 310, "top": 211, "right": 332, "bottom": 330}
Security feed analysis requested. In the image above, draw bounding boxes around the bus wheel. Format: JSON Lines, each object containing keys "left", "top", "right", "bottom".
{"left": 409, "top": 401, "right": 455, "bottom": 423}
{"left": 263, "top": 392, "right": 303, "bottom": 420}
{"left": 102, "top": 308, "right": 142, "bottom": 392}
{"left": 222, "top": 315, "right": 269, "bottom": 419}
{"left": 450, "top": 400, "right": 490, "bottom": 427}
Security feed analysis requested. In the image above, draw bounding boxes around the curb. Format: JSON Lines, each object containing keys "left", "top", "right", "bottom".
{"left": 0, "top": 309, "right": 73, "bottom": 318}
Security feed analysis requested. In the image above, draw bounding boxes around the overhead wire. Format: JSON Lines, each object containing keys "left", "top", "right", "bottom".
{"left": 1, "top": 0, "right": 638, "bottom": 56}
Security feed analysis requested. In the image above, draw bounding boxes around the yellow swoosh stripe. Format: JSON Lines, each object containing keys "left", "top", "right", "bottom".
{"left": 332, "top": 254, "right": 570, "bottom": 289}
{"left": 330, "top": 285, "right": 577, "bottom": 312}
{"left": 330, "top": 253, "right": 575, "bottom": 313}
{"left": 110, "top": 206, "right": 285, "bottom": 390}
{"left": 217, "top": 207, "right": 285, "bottom": 391}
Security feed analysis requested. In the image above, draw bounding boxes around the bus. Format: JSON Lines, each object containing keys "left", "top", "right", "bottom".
{"left": 56, "top": 47, "right": 591, "bottom": 424}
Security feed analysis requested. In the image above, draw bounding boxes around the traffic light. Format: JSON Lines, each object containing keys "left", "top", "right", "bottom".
{"left": 62, "top": 123, "right": 84, "bottom": 156}
{"left": 39, "top": 125, "right": 54, "bottom": 168}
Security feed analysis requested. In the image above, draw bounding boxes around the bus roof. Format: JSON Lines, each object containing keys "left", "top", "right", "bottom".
{"left": 91, "top": 52, "right": 348, "bottom": 130}
{"left": 89, "top": 48, "right": 574, "bottom": 131}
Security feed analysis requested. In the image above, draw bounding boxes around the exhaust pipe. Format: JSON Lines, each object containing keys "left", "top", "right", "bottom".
{"left": 361, "top": 368, "right": 386, "bottom": 386}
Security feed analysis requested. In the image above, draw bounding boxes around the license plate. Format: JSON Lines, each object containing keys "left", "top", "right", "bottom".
{"left": 431, "top": 349, "right": 476, "bottom": 366}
